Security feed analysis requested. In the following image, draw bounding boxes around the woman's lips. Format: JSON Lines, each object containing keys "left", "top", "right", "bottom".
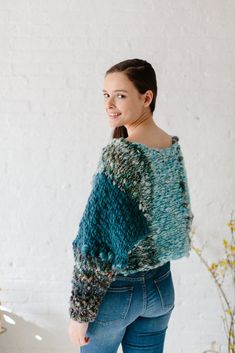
{"left": 108, "top": 113, "right": 121, "bottom": 119}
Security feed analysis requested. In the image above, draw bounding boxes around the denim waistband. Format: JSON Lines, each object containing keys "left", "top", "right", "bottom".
{"left": 114, "top": 261, "right": 170, "bottom": 282}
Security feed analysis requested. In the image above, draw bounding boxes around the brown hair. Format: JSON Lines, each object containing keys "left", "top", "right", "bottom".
{"left": 105, "top": 58, "right": 158, "bottom": 138}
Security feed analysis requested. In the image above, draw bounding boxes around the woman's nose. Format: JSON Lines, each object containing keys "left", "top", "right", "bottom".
{"left": 106, "top": 97, "right": 116, "bottom": 108}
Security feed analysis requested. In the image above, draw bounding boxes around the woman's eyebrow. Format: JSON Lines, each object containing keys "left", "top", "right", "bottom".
{"left": 102, "top": 89, "right": 128, "bottom": 93}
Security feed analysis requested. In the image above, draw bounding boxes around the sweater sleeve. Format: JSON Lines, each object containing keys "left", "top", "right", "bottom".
{"left": 69, "top": 140, "right": 150, "bottom": 323}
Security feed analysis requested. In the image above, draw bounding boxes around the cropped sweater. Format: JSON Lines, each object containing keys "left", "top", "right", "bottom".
{"left": 69, "top": 135, "right": 194, "bottom": 323}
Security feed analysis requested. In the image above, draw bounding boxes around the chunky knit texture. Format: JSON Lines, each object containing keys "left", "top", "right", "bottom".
{"left": 69, "top": 135, "right": 194, "bottom": 323}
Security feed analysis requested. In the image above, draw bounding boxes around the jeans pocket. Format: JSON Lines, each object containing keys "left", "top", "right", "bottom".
{"left": 153, "top": 270, "right": 175, "bottom": 311}
{"left": 96, "top": 286, "right": 133, "bottom": 325}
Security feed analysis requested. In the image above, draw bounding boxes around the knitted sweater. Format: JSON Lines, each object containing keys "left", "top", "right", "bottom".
{"left": 69, "top": 135, "right": 194, "bottom": 323}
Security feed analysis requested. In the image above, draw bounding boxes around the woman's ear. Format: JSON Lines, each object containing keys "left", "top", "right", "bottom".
{"left": 143, "top": 90, "right": 153, "bottom": 107}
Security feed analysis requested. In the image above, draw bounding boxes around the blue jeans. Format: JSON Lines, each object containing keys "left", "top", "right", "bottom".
{"left": 81, "top": 261, "right": 175, "bottom": 353}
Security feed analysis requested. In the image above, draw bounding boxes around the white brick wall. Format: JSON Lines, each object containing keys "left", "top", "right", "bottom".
{"left": 0, "top": 1, "right": 234, "bottom": 352}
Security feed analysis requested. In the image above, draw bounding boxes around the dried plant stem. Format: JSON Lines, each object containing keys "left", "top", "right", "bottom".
{"left": 192, "top": 210, "right": 235, "bottom": 353}
{"left": 193, "top": 245, "right": 232, "bottom": 338}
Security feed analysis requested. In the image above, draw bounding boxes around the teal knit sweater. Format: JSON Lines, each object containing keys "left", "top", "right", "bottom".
{"left": 69, "top": 135, "right": 194, "bottom": 323}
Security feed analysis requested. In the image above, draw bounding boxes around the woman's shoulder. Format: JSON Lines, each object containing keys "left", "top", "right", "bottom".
{"left": 125, "top": 131, "right": 174, "bottom": 150}
{"left": 95, "top": 132, "right": 181, "bottom": 182}
{"left": 92, "top": 137, "right": 153, "bottom": 198}
{"left": 100, "top": 133, "right": 180, "bottom": 160}
{"left": 98, "top": 134, "right": 180, "bottom": 169}
{"left": 98, "top": 137, "right": 146, "bottom": 175}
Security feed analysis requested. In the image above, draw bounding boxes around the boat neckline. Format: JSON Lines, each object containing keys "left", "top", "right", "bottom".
{"left": 117, "top": 135, "right": 179, "bottom": 152}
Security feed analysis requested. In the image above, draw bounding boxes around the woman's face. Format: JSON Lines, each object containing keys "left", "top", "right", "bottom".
{"left": 103, "top": 72, "right": 151, "bottom": 128}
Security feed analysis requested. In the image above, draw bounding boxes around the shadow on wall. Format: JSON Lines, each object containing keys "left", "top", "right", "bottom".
{"left": 0, "top": 308, "right": 79, "bottom": 353}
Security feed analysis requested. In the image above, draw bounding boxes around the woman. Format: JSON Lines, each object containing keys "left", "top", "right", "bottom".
{"left": 68, "top": 58, "right": 194, "bottom": 353}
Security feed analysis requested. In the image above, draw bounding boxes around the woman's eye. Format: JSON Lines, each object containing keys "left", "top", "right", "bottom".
{"left": 103, "top": 93, "right": 126, "bottom": 99}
